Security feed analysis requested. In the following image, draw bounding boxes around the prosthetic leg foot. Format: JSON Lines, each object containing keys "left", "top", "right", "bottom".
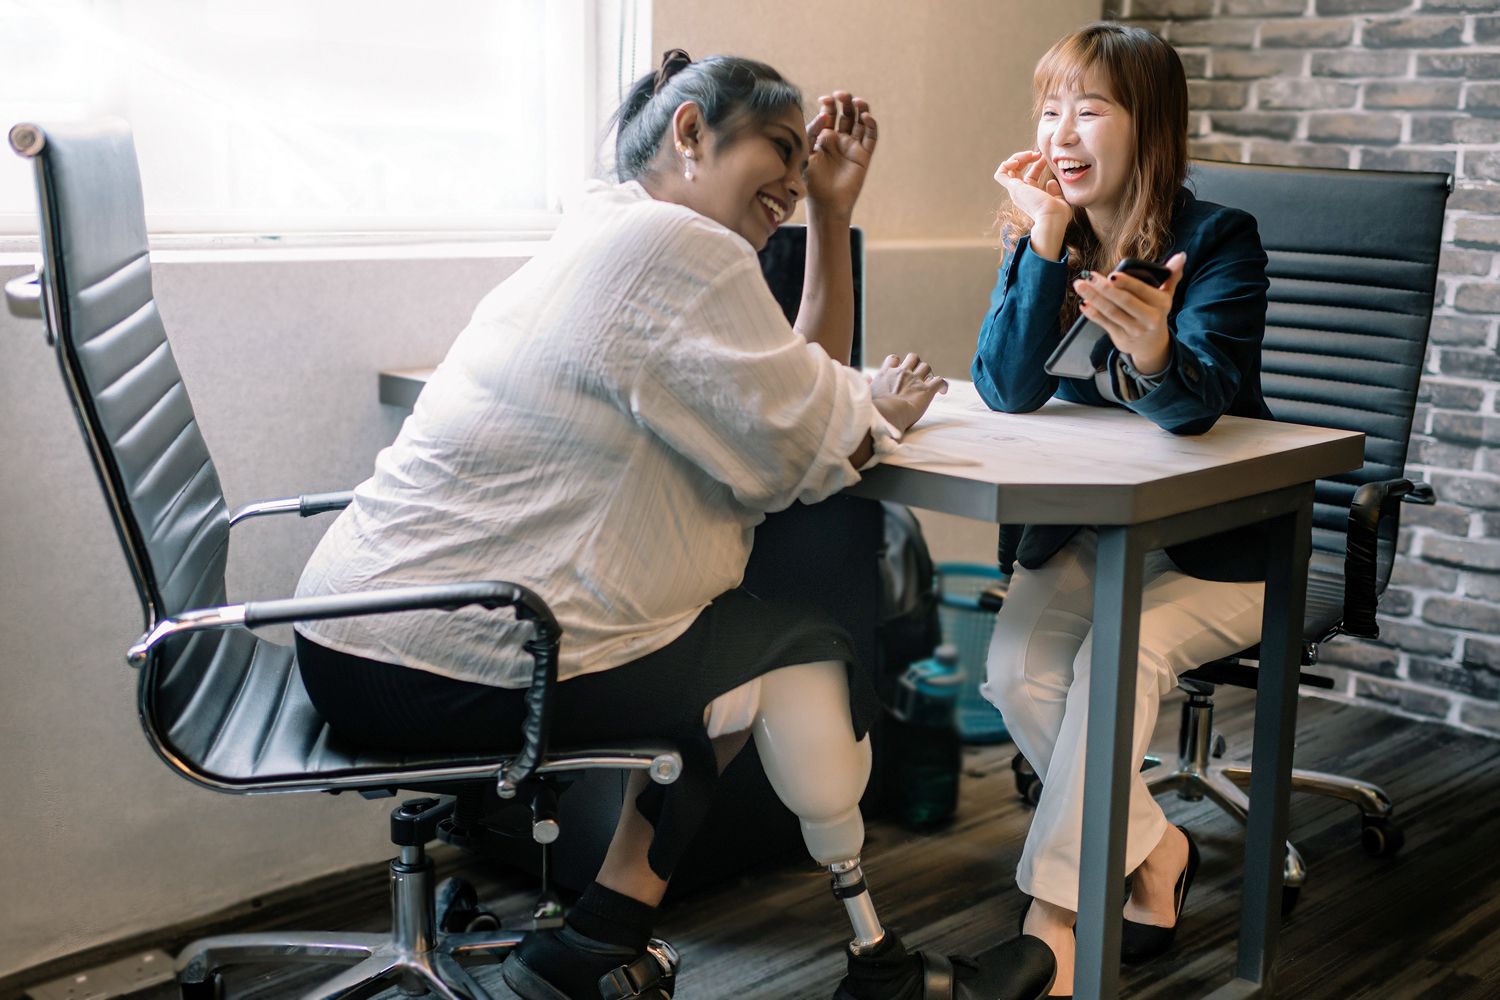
{"left": 753, "top": 662, "right": 1056, "bottom": 1000}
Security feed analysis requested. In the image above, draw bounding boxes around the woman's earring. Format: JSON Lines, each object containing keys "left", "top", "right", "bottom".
{"left": 676, "top": 142, "right": 695, "bottom": 181}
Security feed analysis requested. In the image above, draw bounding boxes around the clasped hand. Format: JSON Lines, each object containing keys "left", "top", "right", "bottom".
{"left": 804, "top": 91, "right": 877, "bottom": 220}
{"left": 1073, "top": 255, "right": 1185, "bottom": 376}
{"left": 870, "top": 353, "right": 947, "bottom": 433}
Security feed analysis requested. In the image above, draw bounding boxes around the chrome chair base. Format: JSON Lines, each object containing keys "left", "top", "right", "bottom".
{"left": 1145, "top": 684, "right": 1401, "bottom": 908}
{"left": 176, "top": 841, "right": 522, "bottom": 999}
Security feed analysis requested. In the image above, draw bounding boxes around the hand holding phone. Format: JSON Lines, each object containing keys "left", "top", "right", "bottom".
{"left": 1043, "top": 257, "right": 1174, "bottom": 379}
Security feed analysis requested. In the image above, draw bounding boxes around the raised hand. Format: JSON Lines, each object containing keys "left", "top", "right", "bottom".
{"left": 804, "top": 92, "right": 877, "bottom": 221}
{"left": 994, "top": 149, "right": 1070, "bottom": 228}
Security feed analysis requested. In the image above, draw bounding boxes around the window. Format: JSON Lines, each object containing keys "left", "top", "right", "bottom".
{"left": 0, "top": 0, "right": 651, "bottom": 238}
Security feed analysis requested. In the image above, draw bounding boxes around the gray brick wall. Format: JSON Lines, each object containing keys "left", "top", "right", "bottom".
{"left": 1105, "top": 0, "right": 1500, "bottom": 736}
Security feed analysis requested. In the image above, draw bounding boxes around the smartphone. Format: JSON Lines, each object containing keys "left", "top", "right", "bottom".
{"left": 1042, "top": 257, "right": 1174, "bottom": 379}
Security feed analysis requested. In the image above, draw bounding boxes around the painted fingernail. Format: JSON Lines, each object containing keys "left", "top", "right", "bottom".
{"left": 1078, "top": 270, "right": 1092, "bottom": 281}
{"left": 1108, "top": 273, "right": 1119, "bottom": 281}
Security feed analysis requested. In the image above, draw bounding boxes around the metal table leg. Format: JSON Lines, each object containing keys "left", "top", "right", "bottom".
{"left": 1243, "top": 490, "right": 1312, "bottom": 986}
{"left": 1074, "top": 524, "right": 1146, "bottom": 1000}
{"left": 1202, "top": 485, "right": 1312, "bottom": 1000}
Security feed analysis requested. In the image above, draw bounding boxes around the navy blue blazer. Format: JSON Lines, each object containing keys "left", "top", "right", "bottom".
{"left": 971, "top": 189, "right": 1272, "bottom": 583}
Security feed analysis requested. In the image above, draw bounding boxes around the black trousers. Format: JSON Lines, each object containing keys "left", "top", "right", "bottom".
{"left": 296, "top": 494, "right": 885, "bottom": 880}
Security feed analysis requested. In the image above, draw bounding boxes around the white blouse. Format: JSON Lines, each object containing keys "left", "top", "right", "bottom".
{"left": 295, "top": 180, "right": 893, "bottom": 688}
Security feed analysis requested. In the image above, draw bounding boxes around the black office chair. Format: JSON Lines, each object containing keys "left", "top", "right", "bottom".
{"left": 1148, "top": 160, "right": 1451, "bottom": 910}
{"left": 1006, "top": 161, "right": 1451, "bottom": 910}
{"left": 4, "top": 118, "right": 683, "bottom": 1000}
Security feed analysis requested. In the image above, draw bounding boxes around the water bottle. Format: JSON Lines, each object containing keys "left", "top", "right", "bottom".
{"left": 885, "top": 644, "right": 963, "bottom": 829}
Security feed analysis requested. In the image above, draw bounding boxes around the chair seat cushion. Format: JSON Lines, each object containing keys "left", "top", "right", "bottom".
{"left": 154, "top": 629, "right": 520, "bottom": 786}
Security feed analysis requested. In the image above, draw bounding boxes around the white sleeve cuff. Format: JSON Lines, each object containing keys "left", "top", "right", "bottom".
{"left": 858, "top": 407, "right": 904, "bottom": 471}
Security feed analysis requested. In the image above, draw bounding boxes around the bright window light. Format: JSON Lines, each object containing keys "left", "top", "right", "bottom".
{"left": 0, "top": 0, "right": 651, "bottom": 237}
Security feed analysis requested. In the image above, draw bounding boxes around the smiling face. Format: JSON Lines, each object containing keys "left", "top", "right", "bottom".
{"left": 675, "top": 104, "right": 807, "bottom": 250}
{"left": 1037, "top": 71, "right": 1135, "bottom": 229}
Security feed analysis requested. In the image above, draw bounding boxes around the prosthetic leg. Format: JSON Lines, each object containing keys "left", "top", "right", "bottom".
{"left": 752, "top": 662, "right": 1056, "bottom": 1000}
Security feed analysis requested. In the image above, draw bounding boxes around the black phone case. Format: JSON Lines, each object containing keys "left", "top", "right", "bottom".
{"left": 1042, "top": 258, "right": 1172, "bottom": 379}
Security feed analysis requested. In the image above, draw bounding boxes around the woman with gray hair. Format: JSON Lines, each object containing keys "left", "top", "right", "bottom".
{"left": 295, "top": 48, "right": 1053, "bottom": 1000}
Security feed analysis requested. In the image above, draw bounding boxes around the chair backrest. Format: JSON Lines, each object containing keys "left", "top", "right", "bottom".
{"left": 10, "top": 119, "right": 573, "bottom": 790}
{"left": 5, "top": 119, "right": 591, "bottom": 791}
{"left": 13, "top": 119, "right": 231, "bottom": 628}
{"left": 756, "top": 224, "right": 865, "bottom": 366}
{"left": 11, "top": 120, "right": 269, "bottom": 781}
{"left": 1188, "top": 160, "right": 1450, "bottom": 589}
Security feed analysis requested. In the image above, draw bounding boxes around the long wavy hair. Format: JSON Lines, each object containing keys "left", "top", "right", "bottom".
{"left": 1000, "top": 23, "right": 1188, "bottom": 331}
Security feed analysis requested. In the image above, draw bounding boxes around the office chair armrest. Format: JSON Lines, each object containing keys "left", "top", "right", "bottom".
{"left": 5, "top": 270, "right": 42, "bottom": 319}
{"left": 229, "top": 491, "right": 355, "bottom": 526}
{"left": 127, "top": 581, "right": 557, "bottom": 664}
{"left": 1343, "top": 478, "right": 1433, "bottom": 638}
{"left": 128, "top": 580, "right": 563, "bottom": 797}
{"left": 504, "top": 608, "right": 563, "bottom": 798}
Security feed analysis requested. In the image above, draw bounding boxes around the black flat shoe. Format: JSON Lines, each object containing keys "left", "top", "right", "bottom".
{"left": 502, "top": 926, "right": 678, "bottom": 999}
{"left": 1016, "top": 898, "right": 1074, "bottom": 999}
{"left": 833, "top": 931, "right": 1056, "bottom": 1000}
{"left": 1119, "top": 825, "right": 1200, "bottom": 964}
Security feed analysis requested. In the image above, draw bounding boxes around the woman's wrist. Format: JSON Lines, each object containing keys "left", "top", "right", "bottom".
{"left": 806, "top": 201, "right": 854, "bottom": 229}
{"left": 871, "top": 393, "right": 914, "bottom": 435}
{"left": 1130, "top": 342, "right": 1172, "bottom": 377}
{"left": 1028, "top": 217, "right": 1067, "bottom": 262}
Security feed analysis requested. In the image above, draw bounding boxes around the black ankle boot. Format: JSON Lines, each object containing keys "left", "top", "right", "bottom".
{"left": 833, "top": 930, "right": 1056, "bottom": 1000}
{"left": 502, "top": 926, "right": 677, "bottom": 1000}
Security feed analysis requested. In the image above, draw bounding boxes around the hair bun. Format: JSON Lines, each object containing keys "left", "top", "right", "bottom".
{"left": 653, "top": 48, "right": 693, "bottom": 95}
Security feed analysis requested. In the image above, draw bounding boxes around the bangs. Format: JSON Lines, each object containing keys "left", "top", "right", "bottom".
{"left": 1032, "top": 33, "right": 1103, "bottom": 114}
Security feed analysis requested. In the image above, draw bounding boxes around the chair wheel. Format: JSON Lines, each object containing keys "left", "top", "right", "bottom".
{"left": 1361, "top": 816, "right": 1404, "bottom": 858}
{"left": 1281, "top": 884, "right": 1300, "bottom": 916}
{"left": 464, "top": 909, "right": 502, "bottom": 932}
{"left": 437, "top": 876, "right": 487, "bottom": 934}
{"left": 179, "top": 973, "right": 224, "bottom": 1000}
{"left": 1011, "top": 752, "right": 1043, "bottom": 807}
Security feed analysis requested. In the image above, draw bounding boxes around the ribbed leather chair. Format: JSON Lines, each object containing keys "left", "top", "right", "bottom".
{"left": 5, "top": 118, "right": 683, "bottom": 1000}
{"left": 1145, "top": 160, "right": 1451, "bottom": 910}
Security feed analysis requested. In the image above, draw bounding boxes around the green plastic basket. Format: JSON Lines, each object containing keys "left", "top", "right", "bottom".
{"left": 936, "top": 562, "right": 1012, "bottom": 745}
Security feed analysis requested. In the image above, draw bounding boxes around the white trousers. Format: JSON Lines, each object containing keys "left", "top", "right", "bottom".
{"left": 982, "top": 529, "right": 1266, "bottom": 911}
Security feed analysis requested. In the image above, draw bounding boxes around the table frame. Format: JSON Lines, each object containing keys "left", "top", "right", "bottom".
{"left": 1074, "top": 485, "right": 1311, "bottom": 999}
{"left": 848, "top": 466, "right": 1329, "bottom": 1000}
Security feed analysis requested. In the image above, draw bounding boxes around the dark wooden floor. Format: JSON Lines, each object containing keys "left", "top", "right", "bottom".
{"left": 48, "top": 688, "right": 1500, "bottom": 999}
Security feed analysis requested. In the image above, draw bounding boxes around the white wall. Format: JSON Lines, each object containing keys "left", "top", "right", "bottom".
{"left": 1, "top": 0, "right": 1101, "bottom": 982}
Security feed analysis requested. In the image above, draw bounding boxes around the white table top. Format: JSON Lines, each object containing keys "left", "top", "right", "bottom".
{"left": 857, "top": 380, "right": 1364, "bottom": 525}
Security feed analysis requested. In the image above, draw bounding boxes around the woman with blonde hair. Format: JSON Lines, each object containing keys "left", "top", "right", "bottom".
{"left": 971, "top": 22, "right": 1272, "bottom": 997}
